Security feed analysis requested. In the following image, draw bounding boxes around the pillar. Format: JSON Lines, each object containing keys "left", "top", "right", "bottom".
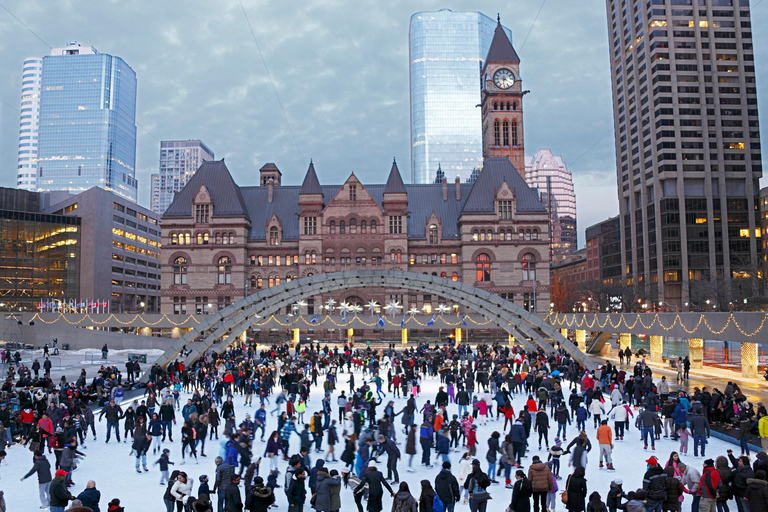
{"left": 741, "top": 342, "right": 758, "bottom": 378}
{"left": 575, "top": 330, "right": 586, "bottom": 351}
{"left": 241, "top": 330, "right": 247, "bottom": 343}
{"left": 649, "top": 335, "right": 663, "bottom": 363}
{"left": 560, "top": 328, "right": 568, "bottom": 339}
{"left": 688, "top": 338, "right": 703, "bottom": 369}
{"left": 401, "top": 328, "right": 408, "bottom": 346}
{"left": 619, "top": 333, "right": 632, "bottom": 352}
{"left": 455, "top": 328, "right": 462, "bottom": 343}
{"left": 508, "top": 333, "right": 515, "bottom": 346}
{"left": 347, "top": 328, "right": 354, "bottom": 345}
{"left": 293, "top": 328, "right": 300, "bottom": 345}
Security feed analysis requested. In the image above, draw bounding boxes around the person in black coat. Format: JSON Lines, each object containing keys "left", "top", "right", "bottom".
{"left": 511, "top": 470, "right": 532, "bottom": 512}
{"left": 565, "top": 467, "right": 588, "bottom": 512}
{"left": 245, "top": 476, "right": 275, "bottom": 512}
{"left": 288, "top": 468, "right": 307, "bottom": 512}
{"left": 353, "top": 461, "right": 394, "bottom": 512}
{"left": 434, "top": 461, "right": 460, "bottom": 510}
{"left": 226, "top": 474, "right": 244, "bottom": 512}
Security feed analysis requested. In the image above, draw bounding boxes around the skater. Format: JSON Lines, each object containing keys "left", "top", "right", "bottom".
{"left": 155, "top": 448, "right": 174, "bottom": 485}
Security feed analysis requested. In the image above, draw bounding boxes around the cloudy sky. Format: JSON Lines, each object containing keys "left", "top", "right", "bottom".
{"left": 0, "top": 0, "right": 766, "bottom": 247}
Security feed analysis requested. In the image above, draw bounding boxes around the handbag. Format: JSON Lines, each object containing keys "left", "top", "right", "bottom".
{"left": 561, "top": 475, "right": 571, "bottom": 504}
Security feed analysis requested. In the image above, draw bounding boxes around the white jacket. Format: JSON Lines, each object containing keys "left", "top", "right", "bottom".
{"left": 610, "top": 388, "right": 623, "bottom": 405}
{"left": 610, "top": 404, "right": 629, "bottom": 422}
{"left": 171, "top": 478, "right": 195, "bottom": 503}
{"left": 589, "top": 400, "right": 605, "bottom": 415}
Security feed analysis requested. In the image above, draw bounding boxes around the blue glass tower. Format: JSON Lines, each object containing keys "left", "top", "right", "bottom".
{"left": 409, "top": 10, "right": 512, "bottom": 184}
{"left": 36, "top": 43, "right": 138, "bottom": 202}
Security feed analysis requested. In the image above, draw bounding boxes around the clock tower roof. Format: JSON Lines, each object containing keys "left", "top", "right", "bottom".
{"left": 485, "top": 19, "right": 519, "bottom": 66}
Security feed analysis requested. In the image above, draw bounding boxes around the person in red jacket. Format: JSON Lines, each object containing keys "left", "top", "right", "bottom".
{"left": 20, "top": 407, "right": 35, "bottom": 438}
{"left": 698, "top": 458, "right": 722, "bottom": 512}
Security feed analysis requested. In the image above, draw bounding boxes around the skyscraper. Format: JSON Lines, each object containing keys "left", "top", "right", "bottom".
{"left": 150, "top": 140, "right": 214, "bottom": 214}
{"left": 16, "top": 57, "right": 43, "bottom": 191}
{"left": 526, "top": 149, "right": 577, "bottom": 263}
{"left": 409, "top": 10, "right": 512, "bottom": 184}
{"left": 606, "top": 1, "right": 762, "bottom": 307}
{"left": 36, "top": 42, "right": 138, "bottom": 202}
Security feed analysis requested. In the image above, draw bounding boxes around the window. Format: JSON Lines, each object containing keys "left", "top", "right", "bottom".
{"left": 532, "top": 229, "right": 539, "bottom": 240}
{"left": 511, "top": 120, "right": 519, "bottom": 146}
{"left": 197, "top": 232, "right": 209, "bottom": 245}
{"left": 217, "top": 256, "right": 232, "bottom": 284}
{"left": 340, "top": 221, "right": 346, "bottom": 234}
{"left": 502, "top": 120, "right": 510, "bottom": 146}
{"left": 525, "top": 229, "right": 532, "bottom": 241}
{"left": 429, "top": 224, "right": 438, "bottom": 244}
{"left": 473, "top": 230, "right": 479, "bottom": 241}
{"left": 195, "top": 204, "right": 210, "bottom": 223}
{"left": 350, "top": 218, "right": 357, "bottom": 234}
{"left": 476, "top": 253, "right": 491, "bottom": 282}
{"left": 195, "top": 296, "right": 209, "bottom": 315}
{"left": 494, "top": 119, "right": 501, "bottom": 146}
{"left": 305, "top": 251, "right": 317, "bottom": 265}
{"left": 304, "top": 217, "right": 317, "bottom": 235}
{"left": 361, "top": 220, "right": 367, "bottom": 234}
{"left": 329, "top": 221, "right": 336, "bottom": 234}
{"left": 215, "top": 233, "right": 222, "bottom": 245}
{"left": 173, "top": 297, "right": 187, "bottom": 315}
{"left": 173, "top": 257, "right": 187, "bottom": 285}
{"left": 269, "top": 226, "right": 279, "bottom": 246}
{"left": 171, "top": 233, "right": 178, "bottom": 245}
{"left": 397, "top": 250, "right": 402, "bottom": 264}
{"left": 497, "top": 200, "right": 514, "bottom": 219}
{"left": 388, "top": 216, "right": 402, "bottom": 234}
{"left": 349, "top": 184, "right": 357, "bottom": 201}
{"left": 452, "top": 272, "right": 459, "bottom": 281}
{"left": 451, "top": 253, "right": 458, "bottom": 264}
{"left": 522, "top": 253, "right": 537, "bottom": 281}
{"left": 371, "top": 220, "right": 377, "bottom": 234}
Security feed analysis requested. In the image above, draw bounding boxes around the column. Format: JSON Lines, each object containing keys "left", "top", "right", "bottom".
{"left": 575, "top": 329, "right": 586, "bottom": 351}
{"left": 741, "top": 342, "right": 758, "bottom": 378}
{"left": 347, "top": 328, "right": 354, "bottom": 345}
{"left": 401, "top": 328, "right": 408, "bottom": 346}
{"left": 649, "top": 335, "right": 663, "bottom": 363}
{"left": 455, "top": 328, "right": 462, "bottom": 343}
{"left": 508, "top": 333, "right": 515, "bottom": 346}
{"left": 688, "top": 338, "right": 703, "bottom": 369}
{"left": 293, "top": 328, "right": 300, "bottom": 345}
{"left": 241, "top": 330, "right": 247, "bottom": 343}
{"left": 619, "top": 333, "right": 632, "bottom": 352}
{"left": 560, "top": 328, "right": 568, "bottom": 339}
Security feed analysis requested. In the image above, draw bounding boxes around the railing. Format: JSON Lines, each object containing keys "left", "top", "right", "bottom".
{"left": 629, "top": 336, "right": 767, "bottom": 371}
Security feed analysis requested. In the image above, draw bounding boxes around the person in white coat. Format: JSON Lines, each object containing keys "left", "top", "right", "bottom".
{"left": 609, "top": 401, "right": 629, "bottom": 440}
{"left": 170, "top": 471, "right": 195, "bottom": 508}
{"left": 590, "top": 398, "right": 606, "bottom": 428}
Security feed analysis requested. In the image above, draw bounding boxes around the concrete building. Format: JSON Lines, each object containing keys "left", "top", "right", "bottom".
{"left": 525, "top": 149, "right": 577, "bottom": 264}
{"left": 150, "top": 140, "right": 215, "bottom": 214}
{"left": 41, "top": 187, "right": 161, "bottom": 312}
{"left": 550, "top": 249, "right": 588, "bottom": 312}
{"left": 16, "top": 57, "right": 43, "bottom": 191}
{"left": 585, "top": 216, "right": 622, "bottom": 286}
{"left": 605, "top": 1, "right": 762, "bottom": 306}
{"left": 160, "top": 158, "right": 550, "bottom": 321}
{"left": 409, "top": 10, "right": 512, "bottom": 184}
{"left": 36, "top": 42, "right": 138, "bottom": 202}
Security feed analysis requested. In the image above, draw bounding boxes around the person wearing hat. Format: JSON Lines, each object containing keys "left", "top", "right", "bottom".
{"left": 698, "top": 459, "right": 722, "bottom": 512}
{"left": 435, "top": 461, "right": 460, "bottom": 512}
{"left": 50, "top": 469, "right": 74, "bottom": 512}
{"left": 642, "top": 456, "right": 667, "bottom": 512}
{"left": 354, "top": 460, "right": 394, "bottom": 512}
{"left": 245, "top": 475, "right": 276, "bottom": 511}
{"left": 607, "top": 479, "right": 625, "bottom": 512}
{"left": 106, "top": 498, "right": 124, "bottom": 512}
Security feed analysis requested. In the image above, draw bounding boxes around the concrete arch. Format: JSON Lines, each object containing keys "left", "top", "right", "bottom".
{"left": 150, "top": 270, "right": 594, "bottom": 372}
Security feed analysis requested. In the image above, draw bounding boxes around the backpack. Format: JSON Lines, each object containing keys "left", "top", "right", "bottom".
{"left": 433, "top": 495, "right": 444, "bottom": 512}
{"left": 395, "top": 497, "right": 412, "bottom": 512}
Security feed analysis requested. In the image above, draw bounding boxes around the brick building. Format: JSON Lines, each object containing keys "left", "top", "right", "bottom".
{"left": 160, "top": 158, "right": 550, "bottom": 334}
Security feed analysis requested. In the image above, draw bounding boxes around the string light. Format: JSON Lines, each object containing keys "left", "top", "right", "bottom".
{"left": 29, "top": 313, "right": 201, "bottom": 327}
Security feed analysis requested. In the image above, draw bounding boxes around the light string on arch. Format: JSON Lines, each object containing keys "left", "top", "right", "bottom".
{"left": 249, "top": 314, "right": 494, "bottom": 328}
{"left": 28, "top": 313, "right": 202, "bottom": 328}
{"left": 543, "top": 312, "right": 768, "bottom": 338}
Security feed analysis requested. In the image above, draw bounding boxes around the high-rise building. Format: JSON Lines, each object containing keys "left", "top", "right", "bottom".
{"left": 525, "top": 149, "right": 577, "bottom": 263}
{"left": 16, "top": 57, "right": 43, "bottom": 191}
{"left": 605, "top": 1, "right": 762, "bottom": 306}
{"left": 150, "top": 140, "right": 215, "bottom": 214}
{"left": 36, "top": 42, "right": 138, "bottom": 202}
{"left": 409, "top": 10, "right": 512, "bottom": 184}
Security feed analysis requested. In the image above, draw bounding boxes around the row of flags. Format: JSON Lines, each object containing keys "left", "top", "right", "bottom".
{"left": 36, "top": 299, "right": 109, "bottom": 313}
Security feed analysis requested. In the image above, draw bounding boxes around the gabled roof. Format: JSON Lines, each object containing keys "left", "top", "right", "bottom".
{"left": 164, "top": 160, "right": 249, "bottom": 220}
{"left": 299, "top": 161, "right": 323, "bottom": 196}
{"left": 462, "top": 157, "right": 546, "bottom": 214}
{"left": 486, "top": 20, "right": 520, "bottom": 65}
{"left": 384, "top": 159, "right": 407, "bottom": 194}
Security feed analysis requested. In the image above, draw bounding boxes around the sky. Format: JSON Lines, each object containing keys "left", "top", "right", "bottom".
{"left": 0, "top": 0, "right": 766, "bottom": 248}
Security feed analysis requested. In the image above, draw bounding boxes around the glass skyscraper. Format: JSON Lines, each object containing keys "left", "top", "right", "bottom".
{"left": 409, "top": 10, "right": 512, "bottom": 184}
{"left": 16, "top": 57, "right": 43, "bottom": 191}
{"left": 36, "top": 42, "right": 138, "bottom": 202}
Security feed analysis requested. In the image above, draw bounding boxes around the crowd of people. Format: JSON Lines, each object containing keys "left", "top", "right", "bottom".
{"left": 0, "top": 337, "right": 767, "bottom": 512}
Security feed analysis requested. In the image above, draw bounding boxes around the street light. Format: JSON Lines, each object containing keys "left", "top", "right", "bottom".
{"left": 207, "top": 303, "right": 213, "bottom": 314}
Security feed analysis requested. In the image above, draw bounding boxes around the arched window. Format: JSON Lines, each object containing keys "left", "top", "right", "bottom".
{"left": 257, "top": 275, "right": 263, "bottom": 288}
{"left": 512, "top": 102, "right": 517, "bottom": 110}
{"left": 476, "top": 253, "right": 491, "bottom": 282}
{"left": 506, "top": 231, "right": 513, "bottom": 241}
{"left": 522, "top": 253, "right": 537, "bottom": 281}
{"left": 340, "top": 221, "right": 346, "bottom": 234}
{"left": 250, "top": 275, "right": 261, "bottom": 289}
{"left": 171, "top": 233, "right": 179, "bottom": 245}
{"left": 452, "top": 272, "right": 459, "bottom": 282}
{"left": 360, "top": 220, "right": 367, "bottom": 234}
{"left": 390, "top": 250, "right": 396, "bottom": 263}
{"left": 429, "top": 224, "right": 438, "bottom": 244}
{"left": 269, "top": 226, "right": 279, "bottom": 246}
{"left": 441, "top": 272, "right": 447, "bottom": 279}
{"left": 532, "top": 229, "right": 539, "bottom": 240}
{"left": 371, "top": 220, "right": 377, "bottom": 234}
{"left": 493, "top": 119, "right": 501, "bottom": 146}
{"left": 173, "top": 256, "right": 187, "bottom": 285}
{"left": 519, "top": 229, "right": 525, "bottom": 240}
{"left": 350, "top": 218, "right": 357, "bottom": 234}
{"left": 183, "top": 233, "right": 190, "bottom": 245}
{"left": 502, "top": 120, "right": 510, "bottom": 146}
{"left": 215, "top": 233, "right": 222, "bottom": 245}
{"left": 305, "top": 251, "right": 311, "bottom": 265}
{"left": 396, "top": 250, "right": 402, "bottom": 264}
{"left": 229, "top": 233, "right": 235, "bottom": 244}
{"left": 329, "top": 221, "right": 336, "bottom": 234}
{"left": 525, "top": 229, "right": 532, "bottom": 241}
{"left": 197, "top": 232, "right": 209, "bottom": 245}
{"left": 311, "top": 251, "right": 317, "bottom": 264}
{"left": 511, "top": 120, "right": 518, "bottom": 146}
{"left": 268, "top": 275, "right": 274, "bottom": 288}
{"left": 480, "top": 229, "right": 486, "bottom": 242}
{"left": 217, "top": 256, "right": 232, "bottom": 284}
{"left": 473, "top": 229, "right": 479, "bottom": 242}
{"left": 493, "top": 102, "right": 498, "bottom": 110}
{"left": 506, "top": 102, "right": 511, "bottom": 110}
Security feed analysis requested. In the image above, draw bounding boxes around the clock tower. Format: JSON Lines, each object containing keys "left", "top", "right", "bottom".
{"left": 481, "top": 17, "right": 526, "bottom": 178}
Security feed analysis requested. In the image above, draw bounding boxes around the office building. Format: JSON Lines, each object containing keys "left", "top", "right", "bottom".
{"left": 605, "top": 0, "right": 762, "bottom": 306}
{"left": 410, "top": 10, "right": 512, "bottom": 184}
{"left": 42, "top": 187, "right": 162, "bottom": 312}
{"left": 525, "top": 149, "right": 577, "bottom": 263}
{"left": 36, "top": 42, "right": 138, "bottom": 202}
{"left": 585, "top": 216, "right": 622, "bottom": 286}
{"left": 150, "top": 140, "right": 215, "bottom": 214}
{"left": 16, "top": 57, "right": 43, "bottom": 191}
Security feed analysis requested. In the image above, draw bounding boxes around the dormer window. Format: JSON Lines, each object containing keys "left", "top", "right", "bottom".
{"left": 349, "top": 184, "right": 357, "bottom": 201}
{"left": 429, "top": 224, "right": 439, "bottom": 244}
{"left": 498, "top": 200, "right": 514, "bottom": 220}
{"left": 195, "top": 204, "right": 210, "bottom": 223}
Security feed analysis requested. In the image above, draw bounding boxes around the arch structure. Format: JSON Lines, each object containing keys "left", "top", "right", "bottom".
{"left": 150, "top": 270, "right": 594, "bottom": 373}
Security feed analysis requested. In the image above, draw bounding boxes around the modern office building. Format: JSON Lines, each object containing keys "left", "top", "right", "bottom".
{"left": 16, "top": 57, "right": 43, "bottom": 191}
{"left": 36, "top": 42, "right": 138, "bottom": 202}
{"left": 0, "top": 188, "right": 80, "bottom": 311}
{"left": 605, "top": 0, "right": 762, "bottom": 306}
{"left": 525, "top": 149, "right": 577, "bottom": 263}
{"left": 585, "top": 216, "right": 622, "bottom": 286}
{"left": 150, "top": 140, "right": 215, "bottom": 214}
{"left": 409, "top": 10, "right": 512, "bottom": 184}
{"left": 41, "top": 187, "right": 161, "bottom": 312}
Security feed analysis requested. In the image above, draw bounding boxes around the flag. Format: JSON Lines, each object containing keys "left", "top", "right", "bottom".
{"left": 377, "top": 315, "right": 385, "bottom": 327}
{"left": 427, "top": 313, "right": 436, "bottom": 326}
{"left": 462, "top": 315, "right": 468, "bottom": 326}
{"left": 310, "top": 314, "right": 319, "bottom": 324}
{"left": 400, "top": 316, "right": 405, "bottom": 328}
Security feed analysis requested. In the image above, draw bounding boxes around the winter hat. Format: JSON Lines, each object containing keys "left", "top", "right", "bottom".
{"left": 245, "top": 414, "right": 250, "bottom": 418}
{"left": 200, "top": 475, "right": 208, "bottom": 482}
{"left": 704, "top": 459, "right": 715, "bottom": 467}
{"left": 163, "top": 448, "right": 170, "bottom": 454}
{"left": 55, "top": 469, "right": 68, "bottom": 477}
{"left": 554, "top": 437, "right": 562, "bottom": 446}
{"left": 55, "top": 427, "right": 63, "bottom": 433}
{"left": 757, "top": 452, "right": 768, "bottom": 462}
{"left": 368, "top": 460, "right": 377, "bottom": 468}
{"left": 612, "top": 478, "right": 623, "bottom": 486}
{"left": 646, "top": 457, "right": 658, "bottom": 466}
{"left": 254, "top": 476, "right": 264, "bottom": 485}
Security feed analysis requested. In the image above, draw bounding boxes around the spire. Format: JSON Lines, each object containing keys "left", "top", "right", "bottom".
{"left": 384, "top": 159, "right": 407, "bottom": 194}
{"left": 486, "top": 18, "right": 519, "bottom": 64}
{"left": 300, "top": 160, "right": 323, "bottom": 196}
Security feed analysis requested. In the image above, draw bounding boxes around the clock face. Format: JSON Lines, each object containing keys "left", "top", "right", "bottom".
{"left": 493, "top": 68, "right": 515, "bottom": 89}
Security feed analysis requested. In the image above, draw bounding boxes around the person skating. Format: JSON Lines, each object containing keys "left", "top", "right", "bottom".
{"left": 132, "top": 432, "right": 152, "bottom": 473}
{"left": 20, "top": 449, "right": 52, "bottom": 509}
